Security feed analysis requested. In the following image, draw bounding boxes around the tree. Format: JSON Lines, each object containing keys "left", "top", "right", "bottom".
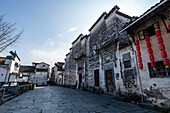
{"left": 0, "top": 15, "right": 23, "bottom": 52}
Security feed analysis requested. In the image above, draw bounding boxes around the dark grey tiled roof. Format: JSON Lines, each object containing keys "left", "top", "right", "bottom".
{"left": 55, "top": 62, "right": 64, "bottom": 67}
{"left": 19, "top": 66, "right": 36, "bottom": 73}
{"left": 36, "top": 68, "right": 48, "bottom": 72}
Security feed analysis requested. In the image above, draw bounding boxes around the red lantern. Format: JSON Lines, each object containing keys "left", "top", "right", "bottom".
{"left": 149, "top": 55, "right": 154, "bottom": 61}
{"left": 151, "top": 62, "right": 156, "bottom": 68}
{"left": 145, "top": 36, "right": 150, "bottom": 42}
{"left": 163, "top": 59, "right": 169, "bottom": 66}
{"left": 137, "top": 51, "right": 141, "bottom": 57}
{"left": 139, "top": 63, "right": 143, "bottom": 69}
{"left": 156, "top": 30, "right": 161, "bottom": 37}
{"left": 159, "top": 43, "right": 165, "bottom": 51}
{"left": 161, "top": 51, "right": 167, "bottom": 58}
{"left": 136, "top": 45, "right": 140, "bottom": 51}
{"left": 138, "top": 57, "right": 142, "bottom": 63}
{"left": 157, "top": 37, "right": 163, "bottom": 44}
{"left": 135, "top": 40, "right": 139, "bottom": 45}
{"left": 148, "top": 48, "right": 153, "bottom": 54}
{"left": 146, "top": 42, "right": 151, "bottom": 48}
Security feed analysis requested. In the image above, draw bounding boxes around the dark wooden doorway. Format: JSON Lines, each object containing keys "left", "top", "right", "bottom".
{"left": 94, "top": 69, "right": 99, "bottom": 87}
{"left": 106, "top": 70, "right": 114, "bottom": 93}
{"left": 79, "top": 73, "right": 82, "bottom": 83}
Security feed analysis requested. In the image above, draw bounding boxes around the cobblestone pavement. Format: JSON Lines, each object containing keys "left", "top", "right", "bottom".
{"left": 0, "top": 86, "right": 157, "bottom": 113}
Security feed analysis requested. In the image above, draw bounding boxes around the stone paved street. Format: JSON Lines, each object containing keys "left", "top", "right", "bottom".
{"left": 0, "top": 86, "right": 156, "bottom": 113}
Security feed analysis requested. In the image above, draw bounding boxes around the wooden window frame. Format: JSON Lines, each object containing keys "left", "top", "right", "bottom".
{"left": 148, "top": 60, "right": 170, "bottom": 78}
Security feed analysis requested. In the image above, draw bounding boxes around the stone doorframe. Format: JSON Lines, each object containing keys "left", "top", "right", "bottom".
{"left": 103, "top": 62, "right": 116, "bottom": 95}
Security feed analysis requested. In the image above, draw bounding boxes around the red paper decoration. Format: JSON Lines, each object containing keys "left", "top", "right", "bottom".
{"left": 156, "top": 30, "right": 161, "bottom": 37}
{"left": 163, "top": 59, "right": 169, "bottom": 66}
{"left": 135, "top": 40, "right": 139, "bottom": 45}
{"left": 139, "top": 63, "right": 143, "bottom": 69}
{"left": 157, "top": 37, "right": 163, "bottom": 44}
{"left": 146, "top": 42, "right": 151, "bottom": 48}
{"left": 161, "top": 51, "right": 167, "bottom": 58}
{"left": 154, "top": 23, "right": 169, "bottom": 68}
{"left": 138, "top": 57, "right": 142, "bottom": 63}
{"left": 149, "top": 55, "right": 155, "bottom": 61}
{"left": 145, "top": 32, "right": 156, "bottom": 69}
{"left": 168, "top": 24, "right": 170, "bottom": 31}
{"left": 159, "top": 43, "right": 165, "bottom": 51}
{"left": 148, "top": 48, "right": 153, "bottom": 54}
{"left": 135, "top": 39, "right": 143, "bottom": 70}
{"left": 136, "top": 45, "right": 140, "bottom": 51}
{"left": 137, "top": 51, "right": 141, "bottom": 57}
{"left": 145, "top": 36, "right": 150, "bottom": 41}
{"left": 151, "top": 62, "right": 156, "bottom": 68}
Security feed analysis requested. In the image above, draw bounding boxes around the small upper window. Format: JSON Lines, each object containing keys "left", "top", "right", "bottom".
{"left": 138, "top": 24, "right": 156, "bottom": 40}
{"left": 145, "top": 24, "right": 155, "bottom": 37}
{"left": 43, "top": 65, "right": 45, "bottom": 67}
{"left": 124, "top": 60, "right": 131, "bottom": 69}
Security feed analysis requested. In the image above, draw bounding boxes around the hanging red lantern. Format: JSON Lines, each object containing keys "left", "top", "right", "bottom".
{"left": 149, "top": 55, "right": 155, "bottom": 61}
{"left": 135, "top": 40, "right": 139, "bottom": 45}
{"left": 147, "top": 42, "right": 151, "bottom": 48}
{"left": 151, "top": 62, "right": 156, "bottom": 69}
{"left": 163, "top": 59, "right": 169, "bottom": 67}
{"left": 156, "top": 30, "right": 161, "bottom": 37}
{"left": 137, "top": 51, "right": 141, "bottom": 57}
{"left": 136, "top": 45, "right": 140, "bottom": 51}
{"left": 148, "top": 48, "right": 153, "bottom": 54}
{"left": 138, "top": 57, "right": 142, "bottom": 63}
{"left": 145, "top": 33, "right": 156, "bottom": 69}
{"left": 135, "top": 39, "right": 143, "bottom": 70}
{"left": 157, "top": 37, "right": 163, "bottom": 44}
{"left": 145, "top": 36, "right": 150, "bottom": 41}
{"left": 161, "top": 51, "right": 167, "bottom": 58}
{"left": 159, "top": 43, "right": 165, "bottom": 51}
{"left": 154, "top": 22, "right": 169, "bottom": 68}
{"left": 139, "top": 63, "right": 143, "bottom": 69}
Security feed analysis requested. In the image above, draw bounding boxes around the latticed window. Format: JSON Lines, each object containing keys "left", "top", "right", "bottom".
{"left": 148, "top": 60, "right": 170, "bottom": 77}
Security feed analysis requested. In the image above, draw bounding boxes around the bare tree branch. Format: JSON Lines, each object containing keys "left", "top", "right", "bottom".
{"left": 0, "top": 15, "right": 23, "bottom": 52}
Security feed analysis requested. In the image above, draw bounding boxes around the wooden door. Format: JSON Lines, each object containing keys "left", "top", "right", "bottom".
{"left": 106, "top": 70, "right": 114, "bottom": 93}
{"left": 79, "top": 73, "right": 82, "bottom": 83}
{"left": 94, "top": 69, "right": 99, "bottom": 87}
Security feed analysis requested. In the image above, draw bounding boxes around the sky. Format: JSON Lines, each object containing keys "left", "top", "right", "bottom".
{"left": 0, "top": 0, "right": 160, "bottom": 67}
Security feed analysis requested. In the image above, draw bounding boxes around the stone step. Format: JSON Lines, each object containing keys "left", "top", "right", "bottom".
{"left": 3, "top": 93, "right": 13, "bottom": 99}
{"left": 3, "top": 95, "right": 16, "bottom": 102}
{"left": 4, "top": 91, "right": 11, "bottom": 95}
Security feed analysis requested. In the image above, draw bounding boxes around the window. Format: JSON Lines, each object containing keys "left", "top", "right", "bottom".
{"left": 138, "top": 24, "right": 156, "bottom": 40}
{"left": 138, "top": 30, "right": 144, "bottom": 40}
{"left": 14, "top": 63, "right": 19, "bottom": 71}
{"left": 145, "top": 24, "right": 155, "bottom": 37}
{"left": 94, "top": 69, "right": 99, "bottom": 87}
{"left": 148, "top": 60, "right": 170, "bottom": 77}
{"left": 43, "top": 65, "right": 45, "bottom": 67}
{"left": 124, "top": 60, "right": 131, "bottom": 69}
{"left": 58, "top": 66, "right": 62, "bottom": 71}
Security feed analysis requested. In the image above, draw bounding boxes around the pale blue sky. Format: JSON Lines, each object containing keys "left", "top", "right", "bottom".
{"left": 0, "top": 0, "right": 159, "bottom": 67}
